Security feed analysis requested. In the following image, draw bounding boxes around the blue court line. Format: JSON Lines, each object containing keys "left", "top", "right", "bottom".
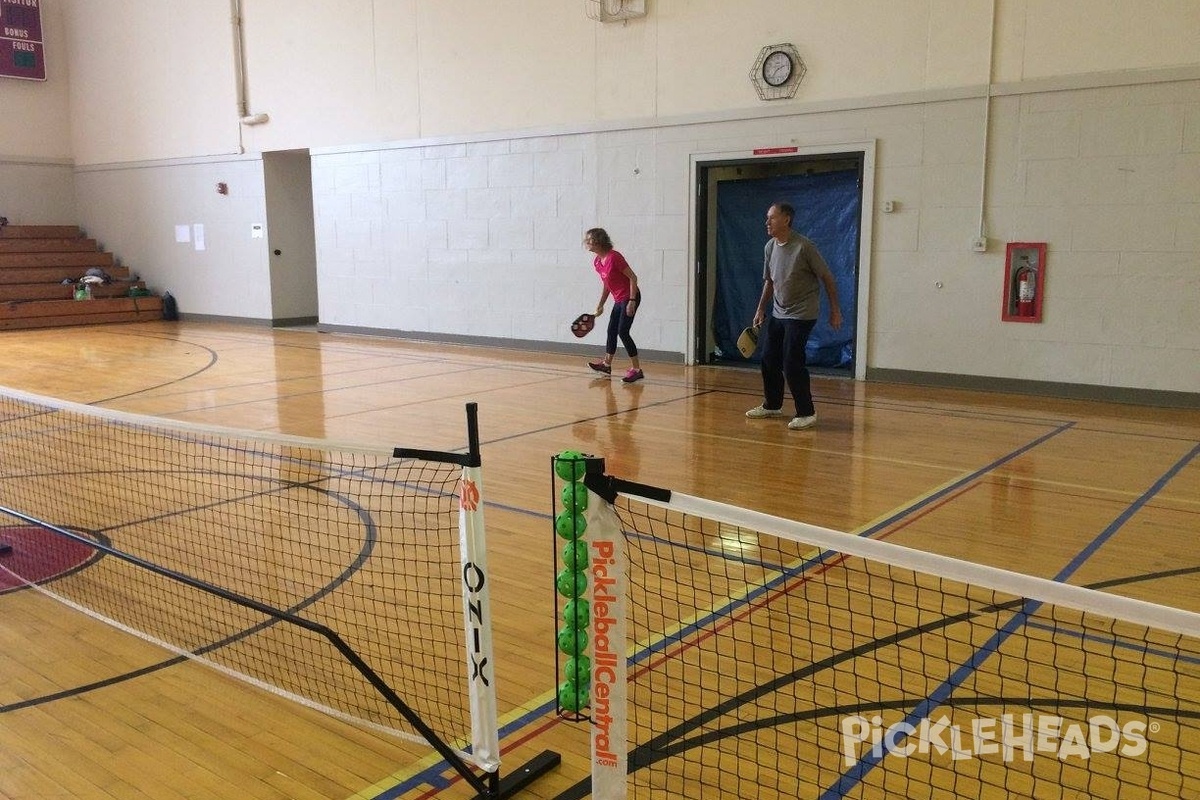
{"left": 1026, "top": 619, "right": 1200, "bottom": 668}
{"left": 821, "top": 440, "right": 1200, "bottom": 799}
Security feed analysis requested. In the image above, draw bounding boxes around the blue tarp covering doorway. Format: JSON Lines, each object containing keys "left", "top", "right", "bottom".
{"left": 712, "top": 169, "right": 860, "bottom": 369}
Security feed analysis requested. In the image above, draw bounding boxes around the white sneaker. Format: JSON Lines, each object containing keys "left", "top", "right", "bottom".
{"left": 745, "top": 405, "right": 783, "bottom": 419}
{"left": 788, "top": 414, "right": 817, "bottom": 430}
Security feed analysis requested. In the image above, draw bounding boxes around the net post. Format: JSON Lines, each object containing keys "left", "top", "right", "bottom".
{"left": 458, "top": 402, "right": 500, "bottom": 773}
{"left": 583, "top": 469, "right": 628, "bottom": 800}
{"left": 465, "top": 401, "right": 481, "bottom": 468}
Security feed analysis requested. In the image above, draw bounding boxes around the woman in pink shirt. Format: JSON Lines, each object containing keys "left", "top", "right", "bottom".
{"left": 584, "top": 228, "right": 644, "bottom": 383}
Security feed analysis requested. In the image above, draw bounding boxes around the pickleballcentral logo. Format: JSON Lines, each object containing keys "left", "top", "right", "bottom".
{"left": 841, "top": 713, "right": 1150, "bottom": 766}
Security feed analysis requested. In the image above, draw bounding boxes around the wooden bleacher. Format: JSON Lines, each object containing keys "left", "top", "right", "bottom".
{"left": 0, "top": 225, "right": 164, "bottom": 330}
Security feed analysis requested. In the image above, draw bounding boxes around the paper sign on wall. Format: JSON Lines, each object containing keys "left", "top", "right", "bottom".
{"left": 193, "top": 223, "right": 206, "bottom": 251}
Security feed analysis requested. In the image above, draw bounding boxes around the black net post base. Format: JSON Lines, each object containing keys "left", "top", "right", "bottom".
{"left": 495, "top": 750, "right": 563, "bottom": 799}
{"left": 0, "top": 542, "right": 11, "bottom": 556}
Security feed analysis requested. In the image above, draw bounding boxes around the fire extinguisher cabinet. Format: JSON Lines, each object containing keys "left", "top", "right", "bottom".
{"left": 1002, "top": 242, "right": 1046, "bottom": 323}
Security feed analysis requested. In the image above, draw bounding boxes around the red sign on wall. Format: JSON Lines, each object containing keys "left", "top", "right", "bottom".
{"left": 0, "top": 0, "right": 45, "bottom": 81}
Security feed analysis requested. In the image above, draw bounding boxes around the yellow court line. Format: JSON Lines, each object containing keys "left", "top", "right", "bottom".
{"left": 344, "top": 748, "right": 450, "bottom": 800}
{"left": 343, "top": 695, "right": 563, "bottom": 800}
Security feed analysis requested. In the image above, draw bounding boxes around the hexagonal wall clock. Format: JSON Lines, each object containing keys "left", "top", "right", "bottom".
{"left": 750, "top": 43, "right": 806, "bottom": 101}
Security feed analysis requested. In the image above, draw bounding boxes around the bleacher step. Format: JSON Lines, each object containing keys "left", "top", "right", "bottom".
{"left": 0, "top": 238, "right": 100, "bottom": 254}
{"left": 0, "top": 224, "right": 164, "bottom": 330}
{"left": 0, "top": 225, "right": 83, "bottom": 239}
{"left": 0, "top": 296, "right": 164, "bottom": 329}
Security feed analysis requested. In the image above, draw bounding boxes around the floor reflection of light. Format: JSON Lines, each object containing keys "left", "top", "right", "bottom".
{"left": 712, "top": 522, "right": 759, "bottom": 555}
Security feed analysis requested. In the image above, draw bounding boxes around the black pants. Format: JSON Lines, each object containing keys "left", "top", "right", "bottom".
{"left": 605, "top": 299, "right": 639, "bottom": 358}
{"left": 760, "top": 316, "right": 817, "bottom": 417}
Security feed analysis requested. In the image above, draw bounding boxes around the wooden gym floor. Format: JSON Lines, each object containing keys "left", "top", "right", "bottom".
{"left": 0, "top": 321, "right": 1196, "bottom": 799}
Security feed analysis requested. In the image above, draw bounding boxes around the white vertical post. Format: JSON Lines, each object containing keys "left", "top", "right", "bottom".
{"left": 586, "top": 494, "right": 628, "bottom": 799}
{"left": 459, "top": 463, "right": 500, "bottom": 771}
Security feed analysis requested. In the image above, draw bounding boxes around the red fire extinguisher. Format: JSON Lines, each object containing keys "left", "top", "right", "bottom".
{"left": 1016, "top": 258, "right": 1036, "bottom": 317}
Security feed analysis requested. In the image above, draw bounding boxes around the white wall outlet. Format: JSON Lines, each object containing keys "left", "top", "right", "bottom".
{"left": 971, "top": 236, "right": 988, "bottom": 252}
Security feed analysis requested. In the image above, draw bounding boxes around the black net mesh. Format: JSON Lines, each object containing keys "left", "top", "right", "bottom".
{"left": 0, "top": 393, "right": 477, "bottom": 763}
{"left": 613, "top": 497, "right": 1200, "bottom": 800}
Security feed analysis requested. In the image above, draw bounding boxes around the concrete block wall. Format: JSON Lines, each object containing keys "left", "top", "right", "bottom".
{"left": 312, "top": 74, "right": 1199, "bottom": 395}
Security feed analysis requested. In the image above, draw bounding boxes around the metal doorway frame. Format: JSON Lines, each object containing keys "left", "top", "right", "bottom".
{"left": 688, "top": 141, "right": 876, "bottom": 380}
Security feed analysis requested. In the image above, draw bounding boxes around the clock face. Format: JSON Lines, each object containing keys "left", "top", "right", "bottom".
{"left": 762, "top": 50, "right": 793, "bottom": 87}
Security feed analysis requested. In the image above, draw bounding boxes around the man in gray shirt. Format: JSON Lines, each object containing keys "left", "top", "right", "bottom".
{"left": 746, "top": 202, "right": 843, "bottom": 430}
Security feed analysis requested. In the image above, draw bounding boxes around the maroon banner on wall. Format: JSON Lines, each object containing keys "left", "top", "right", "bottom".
{"left": 0, "top": 0, "right": 45, "bottom": 81}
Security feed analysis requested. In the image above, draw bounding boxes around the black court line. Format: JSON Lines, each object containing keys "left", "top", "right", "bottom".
{"left": 104, "top": 327, "right": 1099, "bottom": 434}
{"left": 0, "top": 466, "right": 384, "bottom": 713}
{"left": 94, "top": 325, "right": 1200, "bottom": 457}
{"left": 86, "top": 336, "right": 220, "bottom": 405}
{"left": 100, "top": 325, "right": 1200, "bottom": 446}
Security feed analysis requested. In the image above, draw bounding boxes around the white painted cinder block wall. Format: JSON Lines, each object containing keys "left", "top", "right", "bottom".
{"left": 311, "top": 76, "right": 1200, "bottom": 394}
{"left": 312, "top": 128, "right": 688, "bottom": 350}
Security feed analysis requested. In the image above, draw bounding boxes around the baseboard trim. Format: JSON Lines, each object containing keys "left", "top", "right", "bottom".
{"left": 867, "top": 368, "right": 1200, "bottom": 409}
{"left": 177, "top": 314, "right": 323, "bottom": 329}
{"left": 172, "top": 313, "right": 273, "bottom": 326}
{"left": 271, "top": 316, "right": 318, "bottom": 328}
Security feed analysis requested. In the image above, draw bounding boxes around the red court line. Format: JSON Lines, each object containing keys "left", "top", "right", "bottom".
{"left": 633, "top": 481, "right": 980, "bottom": 678}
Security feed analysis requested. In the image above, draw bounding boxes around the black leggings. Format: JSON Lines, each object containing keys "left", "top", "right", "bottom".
{"left": 760, "top": 316, "right": 817, "bottom": 417}
{"left": 605, "top": 298, "right": 639, "bottom": 358}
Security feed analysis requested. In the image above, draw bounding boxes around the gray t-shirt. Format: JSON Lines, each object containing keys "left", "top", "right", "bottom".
{"left": 763, "top": 232, "right": 833, "bottom": 320}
